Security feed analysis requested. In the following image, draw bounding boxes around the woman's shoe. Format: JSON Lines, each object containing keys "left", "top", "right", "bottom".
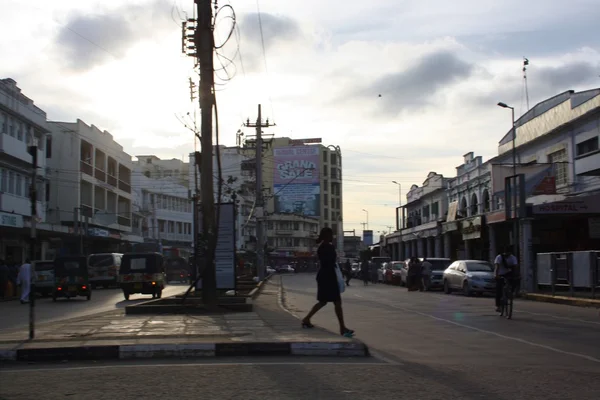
{"left": 340, "top": 328, "right": 355, "bottom": 337}
{"left": 301, "top": 321, "right": 315, "bottom": 328}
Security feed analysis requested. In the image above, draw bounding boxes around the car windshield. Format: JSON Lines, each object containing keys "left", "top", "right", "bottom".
{"left": 391, "top": 263, "right": 403, "bottom": 270}
{"left": 467, "top": 262, "right": 493, "bottom": 272}
{"left": 429, "top": 260, "right": 452, "bottom": 271}
{"left": 35, "top": 262, "right": 54, "bottom": 272}
{"left": 89, "top": 255, "right": 113, "bottom": 267}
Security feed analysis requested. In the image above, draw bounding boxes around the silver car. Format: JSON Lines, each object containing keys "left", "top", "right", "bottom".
{"left": 33, "top": 260, "right": 55, "bottom": 297}
{"left": 443, "top": 260, "right": 496, "bottom": 296}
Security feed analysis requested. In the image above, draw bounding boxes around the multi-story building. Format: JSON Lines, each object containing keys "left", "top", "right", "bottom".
{"left": 0, "top": 78, "right": 49, "bottom": 262}
{"left": 135, "top": 155, "right": 189, "bottom": 188}
{"left": 131, "top": 167, "right": 193, "bottom": 253}
{"left": 265, "top": 213, "right": 319, "bottom": 266}
{"left": 46, "top": 119, "right": 133, "bottom": 254}
{"left": 243, "top": 137, "right": 344, "bottom": 260}
{"left": 443, "top": 152, "right": 492, "bottom": 260}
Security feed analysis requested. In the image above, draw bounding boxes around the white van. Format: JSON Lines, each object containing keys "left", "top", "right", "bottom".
{"left": 88, "top": 253, "right": 123, "bottom": 288}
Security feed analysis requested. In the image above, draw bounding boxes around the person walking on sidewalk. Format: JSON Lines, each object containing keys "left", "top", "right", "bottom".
{"left": 421, "top": 257, "right": 432, "bottom": 291}
{"left": 360, "top": 257, "right": 369, "bottom": 286}
{"left": 302, "top": 227, "right": 354, "bottom": 337}
{"left": 344, "top": 259, "right": 352, "bottom": 286}
{"left": 17, "top": 259, "right": 32, "bottom": 304}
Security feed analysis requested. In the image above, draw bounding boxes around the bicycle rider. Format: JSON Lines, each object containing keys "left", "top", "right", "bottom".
{"left": 494, "top": 246, "right": 518, "bottom": 312}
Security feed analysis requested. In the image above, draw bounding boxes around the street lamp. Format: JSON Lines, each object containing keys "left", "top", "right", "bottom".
{"left": 497, "top": 101, "right": 519, "bottom": 262}
{"left": 362, "top": 209, "right": 369, "bottom": 230}
{"left": 392, "top": 180, "right": 402, "bottom": 231}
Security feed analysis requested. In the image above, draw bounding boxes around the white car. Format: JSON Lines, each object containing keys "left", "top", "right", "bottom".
{"left": 276, "top": 265, "right": 296, "bottom": 273}
{"left": 443, "top": 260, "right": 496, "bottom": 296}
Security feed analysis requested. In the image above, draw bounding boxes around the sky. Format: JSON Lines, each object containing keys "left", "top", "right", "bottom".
{"left": 2, "top": 0, "right": 600, "bottom": 234}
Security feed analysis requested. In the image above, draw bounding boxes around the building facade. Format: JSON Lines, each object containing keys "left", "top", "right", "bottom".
{"left": 135, "top": 155, "right": 189, "bottom": 188}
{"left": 46, "top": 119, "right": 133, "bottom": 255}
{"left": 0, "top": 78, "right": 49, "bottom": 262}
{"left": 265, "top": 213, "right": 319, "bottom": 267}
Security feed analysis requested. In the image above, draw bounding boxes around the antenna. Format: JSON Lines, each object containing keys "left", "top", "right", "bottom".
{"left": 523, "top": 57, "right": 530, "bottom": 111}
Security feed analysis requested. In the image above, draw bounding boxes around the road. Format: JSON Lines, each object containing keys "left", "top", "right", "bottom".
{"left": 0, "top": 284, "right": 186, "bottom": 331}
{"left": 1, "top": 274, "right": 600, "bottom": 399}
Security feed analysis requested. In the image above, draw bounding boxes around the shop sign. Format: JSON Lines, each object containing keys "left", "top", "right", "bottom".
{"left": 461, "top": 216, "right": 482, "bottom": 240}
{"left": 533, "top": 194, "right": 600, "bottom": 214}
{"left": 88, "top": 228, "right": 109, "bottom": 237}
{"left": 442, "top": 221, "right": 458, "bottom": 234}
{"left": 0, "top": 212, "right": 24, "bottom": 228}
{"left": 486, "top": 210, "right": 506, "bottom": 224}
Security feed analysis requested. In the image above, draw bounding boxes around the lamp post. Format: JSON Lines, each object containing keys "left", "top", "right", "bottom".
{"left": 497, "top": 102, "right": 519, "bottom": 260}
{"left": 362, "top": 209, "right": 369, "bottom": 230}
{"left": 392, "top": 180, "right": 402, "bottom": 230}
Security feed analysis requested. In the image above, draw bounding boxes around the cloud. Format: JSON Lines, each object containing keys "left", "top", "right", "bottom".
{"left": 54, "top": 0, "right": 174, "bottom": 70}
{"left": 343, "top": 51, "right": 474, "bottom": 115}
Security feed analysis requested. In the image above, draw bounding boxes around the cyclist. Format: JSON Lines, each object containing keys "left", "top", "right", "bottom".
{"left": 494, "top": 246, "right": 518, "bottom": 312}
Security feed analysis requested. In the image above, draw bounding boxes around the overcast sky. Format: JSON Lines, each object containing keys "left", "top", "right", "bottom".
{"left": 2, "top": 0, "right": 599, "bottom": 233}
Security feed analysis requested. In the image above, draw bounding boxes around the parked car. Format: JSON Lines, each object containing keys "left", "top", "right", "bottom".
{"left": 384, "top": 261, "right": 405, "bottom": 285}
{"left": 266, "top": 267, "right": 276, "bottom": 275}
{"left": 423, "top": 258, "right": 452, "bottom": 290}
{"left": 276, "top": 265, "right": 296, "bottom": 273}
{"left": 443, "top": 260, "right": 496, "bottom": 296}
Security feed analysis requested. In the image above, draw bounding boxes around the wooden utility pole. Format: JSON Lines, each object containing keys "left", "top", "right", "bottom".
{"left": 195, "top": 0, "right": 217, "bottom": 304}
{"left": 244, "top": 105, "right": 271, "bottom": 280}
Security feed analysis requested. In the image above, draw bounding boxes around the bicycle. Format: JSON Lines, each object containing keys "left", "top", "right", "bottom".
{"left": 499, "top": 276, "right": 514, "bottom": 319}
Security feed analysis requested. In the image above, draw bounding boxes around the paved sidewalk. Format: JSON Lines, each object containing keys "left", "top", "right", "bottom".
{"left": 523, "top": 292, "right": 600, "bottom": 307}
{"left": 0, "top": 276, "right": 367, "bottom": 361}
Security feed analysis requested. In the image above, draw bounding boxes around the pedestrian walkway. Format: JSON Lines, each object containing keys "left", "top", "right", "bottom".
{"left": 0, "top": 277, "right": 367, "bottom": 361}
{"left": 523, "top": 292, "right": 600, "bottom": 307}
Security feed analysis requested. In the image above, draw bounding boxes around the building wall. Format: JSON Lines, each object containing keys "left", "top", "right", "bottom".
{"left": 448, "top": 152, "right": 492, "bottom": 217}
{"left": 47, "top": 119, "right": 133, "bottom": 233}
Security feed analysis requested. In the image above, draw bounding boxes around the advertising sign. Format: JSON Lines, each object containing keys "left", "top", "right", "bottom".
{"left": 492, "top": 163, "right": 556, "bottom": 196}
{"left": 196, "top": 202, "right": 236, "bottom": 290}
{"left": 273, "top": 146, "right": 320, "bottom": 217}
{"left": 363, "top": 230, "right": 373, "bottom": 247}
{"left": 0, "top": 212, "right": 24, "bottom": 228}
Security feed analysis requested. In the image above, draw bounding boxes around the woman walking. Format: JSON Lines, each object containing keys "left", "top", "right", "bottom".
{"left": 301, "top": 227, "right": 354, "bottom": 337}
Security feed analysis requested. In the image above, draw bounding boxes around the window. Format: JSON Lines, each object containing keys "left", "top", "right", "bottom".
{"left": 323, "top": 151, "right": 328, "bottom": 162}
{"left": 8, "top": 171, "right": 15, "bottom": 194}
{"left": 1, "top": 113, "right": 6, "bottom": 133}
{"left": 8, "top": 116, "right": 14, "bottom": 136}
{"left": 294, "top": 222, "right": 299, "bottom": 230}
{"left": 46, "top": 136, "right": 52, "bottom": 158}
{"left": 548, "top": 149, "right": 568, "bottom": 186}
{"left": 147, "top": 158, "right": 152, "bottom": 164}
{"left": 46, "top": 182, "right": 50, "bottom": 202}
{"left": 331, "top": 153, "right": 337, "bottom": 165}
{"left": 17, "top": 121, "right": 23, "bottom": 141}
{"left": 324, "top": 180, "right": 328, "bottom": 192}
{"left": 324, "top": 194, "right": 328, "bottom": 205}
{"left": 431, "top": 202, "right": 439, "bottom": 217}
{"left": 576, "top": 137, "right": 599, "bottom": 157}
{"left": 324, "top": 208, "right": 329, "bottom": 220}
{"left": 25, "top": 177, "right": 31, "bottom": 198}
{"left": 16, "top": 174, "right": 22, "bottom": 197}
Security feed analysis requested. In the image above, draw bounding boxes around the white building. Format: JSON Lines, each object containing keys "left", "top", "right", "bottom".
{"left": 0, "top": 78, "right": 49, "bottom": 262}
{"left": 46, "top": 119, "right": 134, "bottom": 254}
{"left": 131, "top": 164, "right": 193, "bottom": 251}
{"left": 386, "top": 172, "right": 450, "bottom": 261}
{"left": 135, "top": 155, "right": 189, "bottom": 188}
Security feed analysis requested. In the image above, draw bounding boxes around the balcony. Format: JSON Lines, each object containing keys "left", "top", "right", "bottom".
{"left": 80, "top": 160, "right": 93, "bottom": 176}
{"left": 80, "top": 204, "right": 93, "bottom": 218}
{"left": 0, "top": 193, "right": 45, "bottom": 221}
{"left": 575, "top": 151, "right": 600, "bottom": 176}
{"left": 94, "top": 168, "right": 106, "bottom": 182}
{"left": 0, "top": 133, "right": 46, "bottom": 169}
{"left": 107, "top": 174, "right": 117, "bottom": 187}
{"left": 119, "top": 180, "right": 131, "bottom": 193}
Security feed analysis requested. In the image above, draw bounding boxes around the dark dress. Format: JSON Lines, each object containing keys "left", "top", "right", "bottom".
{"left": 316, "top": 242, "right": 341, "bottom": 303}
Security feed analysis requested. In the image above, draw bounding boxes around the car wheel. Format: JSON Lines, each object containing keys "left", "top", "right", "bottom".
{"left": 462, "top": 281, "right": 472, "bottom": 296}
{"left": 444, "top": 280, "right": 452, "bottom": 294}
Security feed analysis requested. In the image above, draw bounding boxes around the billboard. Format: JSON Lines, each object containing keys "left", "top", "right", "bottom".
{"left": 363, "top": 230, "right": 374, "bottom": 247}
{"left": 273, "top": 146, "right": 320, "bottom": 217}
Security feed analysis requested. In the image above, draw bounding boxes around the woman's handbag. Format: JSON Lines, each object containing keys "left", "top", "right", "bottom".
{"left": 334, "top": 263, "right": 346, "bottom": 294}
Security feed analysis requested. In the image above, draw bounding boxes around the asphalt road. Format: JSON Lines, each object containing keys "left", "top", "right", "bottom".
{"left": 0, "top": 284, "right": 186, "bottom": 331}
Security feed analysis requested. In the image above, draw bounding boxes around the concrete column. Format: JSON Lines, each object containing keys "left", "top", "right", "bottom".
{"left": 520, "top": 218, "right": 534, "bottom": 293}
{"left": 435, "top": 235, "right": 442, "bottom": 258}
{"left": 464, "top": 240, "right": 471, "bottom": 259}
{"left": 429, "top": 237, "right": 435, "bottom": 257}
{"left": 488, "top": 224, "right": 497, "bottom": 264}
{"left": 398, "top": 242, "right": 405, "bottom": 261}
{"left": 417, "top": 238, "right": 424, "bottom": 257}
{"left": 444, "top": 232, "right": 452, "bottom": 259}
{"left": 391, "top": 244, "right": 398, "bottom": 260}
{"left": 412, "top": 240, "right": 418, "bottom": 257}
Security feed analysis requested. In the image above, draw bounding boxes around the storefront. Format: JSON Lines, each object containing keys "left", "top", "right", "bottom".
{"left": 460, "top": 215, "right": 489, "bottom": 261}
{"left": 0, "top": 212, "right": 26, "bottom": 264}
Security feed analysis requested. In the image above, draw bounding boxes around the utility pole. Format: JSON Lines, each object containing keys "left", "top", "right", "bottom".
{"left": 360, "top": 222, "right": 367, "bottom": 230}
{"left": 27, "top": 145, "right": 38, "bottom": 340}
{"left": 196, "top": 0, "right": 217, "bottom": 304}
{"left": 244, "top": 104, "right": 272, "bottom": 280}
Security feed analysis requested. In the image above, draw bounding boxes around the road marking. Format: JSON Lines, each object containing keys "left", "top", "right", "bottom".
{"left": 516, "top": 310, "right": 600, "bottom": 326}
{"left": 353, "top": 294, "right": 363, "bottom": 298}
{"left": 0, "top": 361, "right": 390, "bottom": 373}
{"left": 376, "top": 299, "right": 600, "bottom": 364}
{"left": 368, "top": 349, "right": 403, "bottom": 365}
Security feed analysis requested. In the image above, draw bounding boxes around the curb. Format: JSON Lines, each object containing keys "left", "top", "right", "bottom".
{"left": 0, "top": 341, "right": 368, "bottom": 362}
{"left": 522, "top": 293, "right": 600, "bottom": 308}
{"left": 249, "top": 273, "right": 273, "bottom": 300}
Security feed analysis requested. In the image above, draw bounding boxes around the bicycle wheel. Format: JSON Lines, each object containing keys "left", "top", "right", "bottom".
{"left": 505, "top": 285, "right": 513, "bottom": 319}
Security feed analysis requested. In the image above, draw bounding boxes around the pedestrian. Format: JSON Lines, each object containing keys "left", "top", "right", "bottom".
{"left": 17, "top": 258, "right": 32, "bottom": 304}
{"left": 344, "top": 259, "right": 352, "bottom": 286}
{"left": 360, "top": 257, "right": 369, "bottom": 286}
{"left": 407, "top": 256, "right": 422, "bottom": 291}
{"left": 421, "top": 257, "right": 432, "bottom": 291}
{"left": 301, "top": 227, "right": 354, "bottom": 337}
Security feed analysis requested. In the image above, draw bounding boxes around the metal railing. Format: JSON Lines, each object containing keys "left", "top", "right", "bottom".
{"left": 80, "top": 160, "right": 93, "bottom": 176}
{"left": 536, "top": 251, "right": 600, "bottom": 298}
